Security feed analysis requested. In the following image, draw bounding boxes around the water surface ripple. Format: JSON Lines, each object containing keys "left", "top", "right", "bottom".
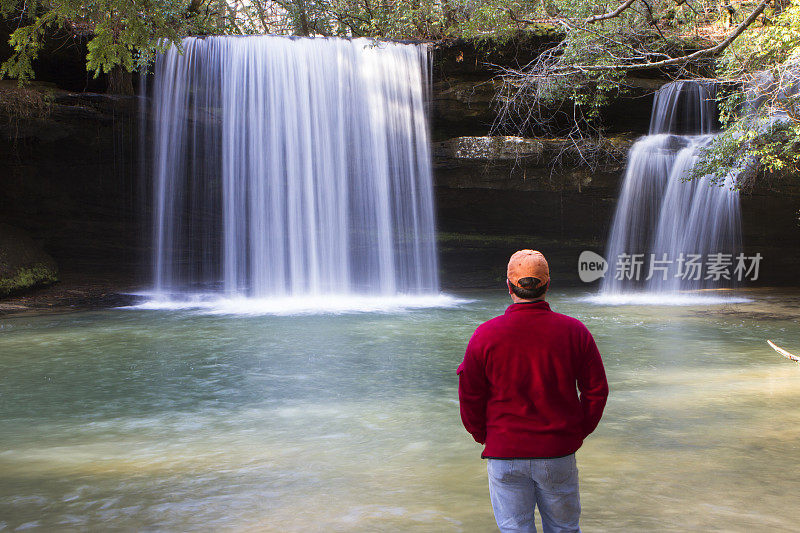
{"left": 1, "top": 289, "right": 799, "bottom": 531}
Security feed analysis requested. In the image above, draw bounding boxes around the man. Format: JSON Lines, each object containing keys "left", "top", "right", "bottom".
{"left": 457, "top": 249, "right": 608, "bottom": 533}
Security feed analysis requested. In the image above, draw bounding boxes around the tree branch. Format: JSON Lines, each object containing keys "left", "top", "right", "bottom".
{"left": 566, "top": 0, "right": 769, "bottom": 72}
{"left": 556, "top": 18, "right": 667, "bottom": 62}
{"left": 507, "top": 10, "right": 539, "bottom": 26}
{"left": 585, "top": 0, "right": 638, "bottom": 24}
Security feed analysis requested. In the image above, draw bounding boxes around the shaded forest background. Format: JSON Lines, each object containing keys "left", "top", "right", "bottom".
{"left": 0, "top": 0, "right": 799, "bottom": 304}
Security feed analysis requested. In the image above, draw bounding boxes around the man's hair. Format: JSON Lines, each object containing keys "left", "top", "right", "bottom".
{"left": 509, "top": 277, "right": 548, "bottom": 300}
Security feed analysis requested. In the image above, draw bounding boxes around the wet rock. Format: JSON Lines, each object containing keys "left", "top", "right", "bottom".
{"left": 0, "top": 224, "right": 59, "bottom": 297}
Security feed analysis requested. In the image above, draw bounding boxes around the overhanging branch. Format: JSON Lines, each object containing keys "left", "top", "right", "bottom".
{"left": 567, "top": 0, "right": 770, "bottom": 72}
{"left": 585, "top": 0, "right": 638, "bottom": 24}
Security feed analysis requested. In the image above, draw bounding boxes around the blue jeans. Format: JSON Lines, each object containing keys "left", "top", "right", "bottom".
{"left": 487, "top": 455, "right": 581, "bottom": 533}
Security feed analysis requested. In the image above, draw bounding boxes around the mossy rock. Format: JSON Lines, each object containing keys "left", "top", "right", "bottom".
{"left": 0, "top": 224, "right": 59, "bottom": 297}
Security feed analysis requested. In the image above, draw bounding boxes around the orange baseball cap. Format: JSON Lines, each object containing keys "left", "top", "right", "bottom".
{"left": 507, "top": 249, "right": 550, "bottom": 290}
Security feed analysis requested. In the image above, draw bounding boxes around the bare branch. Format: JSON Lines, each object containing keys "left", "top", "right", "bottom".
{"left": 585, "top": 0, "right": 638, "bottom": 24}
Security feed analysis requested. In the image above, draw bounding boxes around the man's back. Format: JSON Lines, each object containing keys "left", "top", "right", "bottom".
{"left": 458, "top": 301, "right": 608, "bottom": 458}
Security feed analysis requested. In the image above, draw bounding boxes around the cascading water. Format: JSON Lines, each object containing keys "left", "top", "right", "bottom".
{"left": 600, "top": 80, "right": 742, "bottom": 299}
{"left": 144, "top": 36, "right": 440, "bottom": 308}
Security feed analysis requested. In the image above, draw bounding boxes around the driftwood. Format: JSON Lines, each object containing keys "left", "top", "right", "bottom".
{"left": 767, "top": 340, "right": 800, "bottom": 364}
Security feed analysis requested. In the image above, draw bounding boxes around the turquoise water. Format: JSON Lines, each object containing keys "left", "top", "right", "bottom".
{"left": 2, "top": 289, "right": 800, "bottom": 531}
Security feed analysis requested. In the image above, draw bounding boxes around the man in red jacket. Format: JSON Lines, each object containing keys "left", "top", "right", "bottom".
{"left": 457, "top": 249, "right": 608, "bottom": 533}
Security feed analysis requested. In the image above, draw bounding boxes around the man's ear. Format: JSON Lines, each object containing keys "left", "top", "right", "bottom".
{"left": 506, "top": 279, "right": 513, "bottom": 296}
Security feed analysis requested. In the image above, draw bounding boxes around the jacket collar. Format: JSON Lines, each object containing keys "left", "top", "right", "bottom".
{"left": 505, "top": 300, "right": 551, "bottom": 314}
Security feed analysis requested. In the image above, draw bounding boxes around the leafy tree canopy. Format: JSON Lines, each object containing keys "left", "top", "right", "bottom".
{"left": 0, "top": 0, "right": 220, "bottom": 83}
{"left": 0, "top": 0, "right": 543, "bottom": 85}
{"left": 692, "top": 0, "right": 800, "bottom": 184}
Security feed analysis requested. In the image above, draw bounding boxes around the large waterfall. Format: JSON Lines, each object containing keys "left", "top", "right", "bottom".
{"left": 144, "top": 36, "right": 440, "bottom": 309}
{"left": 600, "top": 81, "right": 742, "bottom": 300}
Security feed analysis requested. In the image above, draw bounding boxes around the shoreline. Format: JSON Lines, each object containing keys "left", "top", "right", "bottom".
{"left": 0, "top": 271, "right": 141, "bottom": 318}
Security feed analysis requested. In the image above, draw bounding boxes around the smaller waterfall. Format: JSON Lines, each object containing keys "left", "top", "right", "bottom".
{"left": 648, "top": 80, "right": 717, "bottom": 134}
{"left": 600, "top": 81, "right": 742, "bottom": 298}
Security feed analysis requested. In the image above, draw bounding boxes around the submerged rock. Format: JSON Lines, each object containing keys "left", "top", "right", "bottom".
{"left": 0, "top": 224, "right": 59, "bottom": 297}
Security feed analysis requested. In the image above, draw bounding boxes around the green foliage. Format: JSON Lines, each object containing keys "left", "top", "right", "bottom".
{"left": 693, "top": 0, "right": 800, "bottom": 184}
{"left": 0, "top": 263, "right": 58, "bottom": 296}
{"left": 446, "top": 1, "right": 545, "bottom": 40}
{"left": 0, "top": 0, "right": 548, "bottom": 82}
{"left": 1, "top": 12, "right": 56, "bottom": 81}
{"left": 494, "top": 0, "right": 731, "bottom": 137}
{"left": 235, "top": 0, "right": 546, "bottom": 40}
{"left": 693, "top": 114, "right": 800, "bottom": 185}
{"left": 717, "top": 0, "right": 800, "bottom": 81}
{"left": 1, "top": 0, "right": 218, "bottom": 83}
{"left": 328, "top": 0, "right": 448, "bottom": 39}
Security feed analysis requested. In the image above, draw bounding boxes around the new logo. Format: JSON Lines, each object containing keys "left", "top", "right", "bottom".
{"left": 578, "top": 251, "right": 608, "bottom": 283}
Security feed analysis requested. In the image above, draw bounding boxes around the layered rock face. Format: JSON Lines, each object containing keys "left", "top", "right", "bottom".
{"left": 429, "top": 36, "right": 654, "bottom": 247}
{"left": 432, "top": 135, "right": 630, "bottom": 192}
{"left": 432, "top": 135, "right": 630, "bottom": 244}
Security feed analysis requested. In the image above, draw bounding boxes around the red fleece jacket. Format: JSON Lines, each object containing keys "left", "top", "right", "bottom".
{"left": 457, "top": 301, "right": 608, "bottom": 458}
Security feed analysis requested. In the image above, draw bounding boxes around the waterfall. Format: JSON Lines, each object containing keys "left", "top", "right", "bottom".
{"left": 600, "top": 80, "right": 742, "bottom": 297}
{"left": 145, "top": 36, "right": 439, "bottom": 302}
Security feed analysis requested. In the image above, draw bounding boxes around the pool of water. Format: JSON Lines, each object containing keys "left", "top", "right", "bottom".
{"left": 2, "top": 289, "right": 800, "bottom": 531}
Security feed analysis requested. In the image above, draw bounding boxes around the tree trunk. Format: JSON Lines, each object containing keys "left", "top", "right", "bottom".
{"left": 107, "top": 66, "right": 134, "bottom": 95}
